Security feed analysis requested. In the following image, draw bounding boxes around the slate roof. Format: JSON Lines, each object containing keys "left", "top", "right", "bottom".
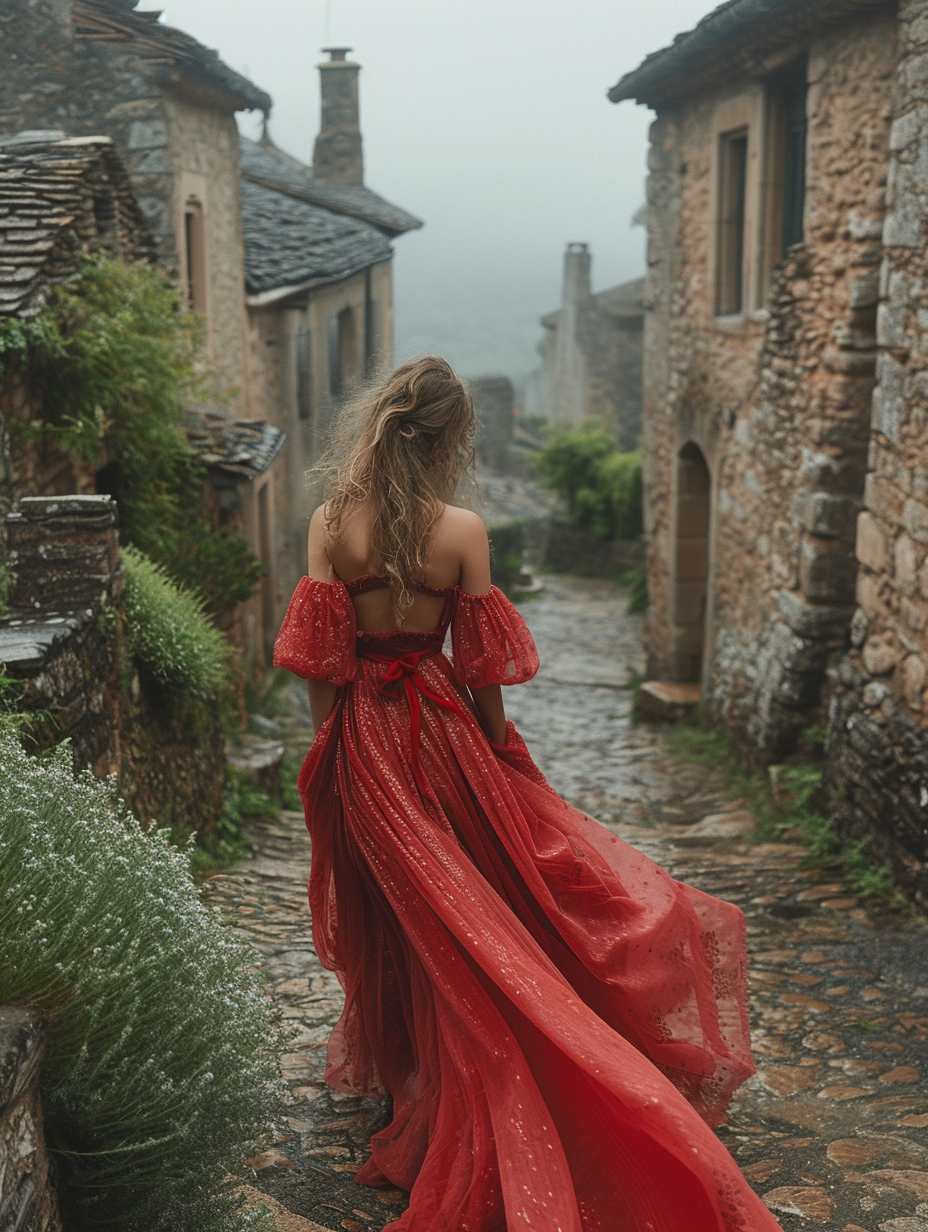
{"left": 182, "top": 410, "right": 285, "bottom": 479}
{"left": 240, "top": 137, "right": 422, "bottom": 238}
{"left": 241, "top": 175, "right": 392, "bottom": 300}
{"left": 541, "top": 277, "right": 645, "bottom": 330}
{"left": 72, "top": 0, "right": 271, "bottom": 114}
{"left": 0, "top": 134, "right": 153, "bottom": 317}
{"left": 608, "top": 0, "right": 891, "bottom": 106}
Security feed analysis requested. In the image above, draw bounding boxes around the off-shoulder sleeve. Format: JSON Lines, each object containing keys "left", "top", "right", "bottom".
{"left": 451, "top": 586, "right": 539, "bottom": 688}
{"left": 272, "top": 577, "right": 357, "bottom": 684}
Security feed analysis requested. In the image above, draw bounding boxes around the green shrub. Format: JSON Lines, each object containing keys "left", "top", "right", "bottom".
{"left": 619, "top": 563, "right": 649, "bottom": 614}
{"left": 0, "top": 254, "right": 263, "bottom": 616}
{"left": 535, "top": 422, "right": 643, "bottom": 540}
{"left": 0, "top": 733, "right": 282, "bottom": 1231}
{"left": 123, "top": 545, "right": 227, "bottom": 700}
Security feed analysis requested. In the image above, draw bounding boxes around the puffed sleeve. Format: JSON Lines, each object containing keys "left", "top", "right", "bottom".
{"left": 272, "top": 577, "right": 357, "bottom": 684}
{"left": 451, "top": 587, "right": 539, "bottom": 688}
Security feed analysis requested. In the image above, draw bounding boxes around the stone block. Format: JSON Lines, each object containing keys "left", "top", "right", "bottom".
{"left": 856, "top": 510, "right": 889, "bottom": 572}
{"left": 799, "top": 536, "right": 858, "bottom": 603}
{"left": 794, "top": 490, "right": 860, "bottom": 541}
{"left": 849, "top": 270, "right": 880, "bottom": 309}
{"left": 895, "top": 531, "right": 921, "bottom": 593}
{"left": 6, "top": 495, "right": 121, "bottom": 611}
{"left": 903, "top": 496, "right": 928, "bottom": 544}
{"left": 901, "top": 653, "right": 927, "bottom": 709}
{"left": 862, "top": 633, "right": 899, "bottom": 676}
{"left": 850, "top": 607, "right": 869, "bottom": 647}
{"left": 227, "top": 738, "right": 285, "bottom": 801}
{"left": 775, "top": 590, "right": 854, "bottom": 640}
{"left": 635, "top": 680, "right": 701, "bottom": 722}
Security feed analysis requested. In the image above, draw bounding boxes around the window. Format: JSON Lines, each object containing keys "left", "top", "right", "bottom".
{"left": 780, "top": 84, "right": 807, "bottom": 253}
{"left": 183, "top": 198, "right": 207, "bottom": 313}
{"left": 758, "top": 66, "right": 808, "bottom": 304}
{"left": 296, "top": 322, "right": 312, "bottom": 421}
{"left": 716, "top": 129, "right": 748, "bottom": 316}
{"left": 327, "top": 306, "right": 357, "bottom": 398}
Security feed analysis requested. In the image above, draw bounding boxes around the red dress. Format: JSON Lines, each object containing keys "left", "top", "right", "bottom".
{"left": 274, "top": 575, "right": 781, "bottom": 1232}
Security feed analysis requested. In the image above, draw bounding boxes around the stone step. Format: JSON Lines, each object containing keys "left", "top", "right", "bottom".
{"left": 634, "top": 679, "right": 701, "bottom": 721}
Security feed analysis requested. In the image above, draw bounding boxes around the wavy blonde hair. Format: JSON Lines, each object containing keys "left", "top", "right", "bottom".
{"left": 323, "top": 355, "right": 476, "bottom": 613}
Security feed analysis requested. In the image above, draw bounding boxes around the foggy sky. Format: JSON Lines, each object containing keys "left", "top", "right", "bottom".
{"left": 158, "top": 0, "right": 720, "bottom": 386}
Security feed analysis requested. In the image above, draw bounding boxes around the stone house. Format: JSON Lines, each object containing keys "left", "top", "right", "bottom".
{"left": 1, "top": 12, "right": 420, "bottom": 667}
{"left": 534, "top": 243, "right": 644, "bottom": 449}
{"left": 0, "top": 133, "right": 151, "bottom": 508}
{"left": 610, "top": 0, "right": 928, "bottom": 900}
{"left": 239, "top": 49, "right": 421, "bottom": 655}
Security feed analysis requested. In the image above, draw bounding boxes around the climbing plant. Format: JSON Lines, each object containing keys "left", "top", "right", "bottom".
{"left": 0, "top": 254, "right": 262, "bottom": 615}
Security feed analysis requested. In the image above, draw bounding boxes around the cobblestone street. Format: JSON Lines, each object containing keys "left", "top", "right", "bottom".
{"left": 205, "top": 576, "right": 928, "bottom": 1232}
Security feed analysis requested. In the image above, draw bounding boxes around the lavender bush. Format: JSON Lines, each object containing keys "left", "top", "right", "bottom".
{"left": 0, "top": 732, "right": 283, "bottom": 1230}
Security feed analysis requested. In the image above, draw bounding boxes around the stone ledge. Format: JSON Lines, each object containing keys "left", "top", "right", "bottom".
{"left": 635, "top": 679, "right": 701, "bottom": 721}
{"left": 775, "top": 590, "right": 855, "bottom": 640}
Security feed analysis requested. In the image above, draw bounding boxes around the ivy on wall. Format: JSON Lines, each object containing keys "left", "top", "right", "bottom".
{"left": 0, "top": 254, "right": 262, "bottom": 615}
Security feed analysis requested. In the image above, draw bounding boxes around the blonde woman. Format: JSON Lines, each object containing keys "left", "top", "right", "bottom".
{"left": 274, "top": 355, "right": 781, "bottom": 1232}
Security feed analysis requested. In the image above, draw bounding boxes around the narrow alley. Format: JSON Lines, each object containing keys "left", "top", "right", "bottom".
{"left": 205, "top": 576, "right": 928, "bottom": 1232}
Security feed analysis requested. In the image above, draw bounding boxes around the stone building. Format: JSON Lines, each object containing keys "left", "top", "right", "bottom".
{"left": 535, "top": 243, "right": 644, "bottom": 449}
{"left": 239, "top": 49, "right": 421, "bottom": 650}
{"left": 610, "top": 0, "right": 928, "bottom": 900}
{"left": 0, "top": 134, "right": 152, "bottom": 506}
{"left": 0, "top": 6, "right": 420, "bottom": 667}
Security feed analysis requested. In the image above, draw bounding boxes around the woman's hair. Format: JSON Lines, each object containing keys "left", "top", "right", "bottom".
{"left": 322, "top": 354, "right": 476, "bottom": 613}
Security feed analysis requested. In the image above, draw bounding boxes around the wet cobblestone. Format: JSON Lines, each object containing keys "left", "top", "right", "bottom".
{"left": 206, "top": 575, "right": 928, "bottom": 1232}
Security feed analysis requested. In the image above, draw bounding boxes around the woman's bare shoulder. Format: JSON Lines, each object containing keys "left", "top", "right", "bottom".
{"left": 435, "top": 505, "right": 490, "bottom": 593}
{"left": 437, "top": 503, "right": 487, "bottom": 537}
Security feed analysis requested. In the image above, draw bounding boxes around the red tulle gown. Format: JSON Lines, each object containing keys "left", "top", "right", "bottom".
{"left": 274, "top": 574, "right": 782, "bottom": 1232}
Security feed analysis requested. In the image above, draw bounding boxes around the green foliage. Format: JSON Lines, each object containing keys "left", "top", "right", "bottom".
{"left": 122, "top": 546, "right": 227, "bottom": 701}
{"left": 0, "top": 560, "right": 13, "bottom": 617}
{"left": 185, "top": 767, "right": 278, "bottom": 882}
{"left": 488, "top": 520, "right": 528, "bottom": 593}
{"left": 280, "top": 751, "right": 304, "bottom": 812}
{"left": 0, "top": 733, "right": 282, "bottom": 1232}
{"left": 0, "top": 254, "right": 262, "bottom": 616}
{"left": 619, "top": 564, "right": 649, "bottom": 614}
{"left": 535, "top": 422, "right": 643, "bottom": 541}
{"left": 667, "top": 722, "right": 895, "bottom": 899}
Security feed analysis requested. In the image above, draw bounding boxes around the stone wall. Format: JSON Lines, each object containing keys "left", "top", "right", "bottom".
{"left": 0, "top": 1007, "right": 61, "bottom": 1232}
{"left": 0, "top": 495, "right": 225, "bottom": 839}
{"left": 0, "top": 0, "right": 251, "bottom": 413}
{"left": 471, "top": 377, "right": 515, "bottom": 475}
{"left": 826, "top": 0, "right": 928, "bottom": 906}
{"left": 642, "top": 11, "right": 898, "bottom": 760}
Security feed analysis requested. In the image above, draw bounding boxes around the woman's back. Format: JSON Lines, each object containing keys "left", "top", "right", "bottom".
{"left": 310, "top": 500, "right": 491, "bottom": 633}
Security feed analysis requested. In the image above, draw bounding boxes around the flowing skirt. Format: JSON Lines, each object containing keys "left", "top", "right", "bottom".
{"left": 298, "top": 648, "right": 781, "bottom": 1232}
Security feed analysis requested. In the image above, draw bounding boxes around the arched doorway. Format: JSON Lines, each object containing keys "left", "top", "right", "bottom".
{"left": 672, "top": 442, "right": 711, "bottom": 681}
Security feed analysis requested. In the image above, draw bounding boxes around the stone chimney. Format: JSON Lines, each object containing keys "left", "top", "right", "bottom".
{"left": 312, "top": 47, "right": 364, "bottom": 185}
{"left": 562, "top": 242, "right": 592, "bottom": 306}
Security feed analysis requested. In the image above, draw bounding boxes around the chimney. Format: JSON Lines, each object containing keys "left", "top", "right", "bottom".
{"left": 562, "top": 242, "right": 591, "bottom": 307}
{"left": 312, "top": 47, "right": 364, "bottom": 185}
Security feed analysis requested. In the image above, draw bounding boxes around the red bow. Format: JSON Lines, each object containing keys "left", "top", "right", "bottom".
{"left": 363, "top": 650, "right": 470, "bottom": 796}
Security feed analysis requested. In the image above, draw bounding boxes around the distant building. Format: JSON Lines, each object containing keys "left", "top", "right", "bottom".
{"left": 534, "top": 244, "right": 643, "bottom": 449}
{"left": 239, "top": 49, "right": 421, "bottom": 650}
{"left": 610, "top": 0, "right": 928, "bottom": 901}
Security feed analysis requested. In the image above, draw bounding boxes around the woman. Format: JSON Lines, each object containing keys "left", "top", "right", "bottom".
{"left": 274, "top": 355, "right": 781, "bottom": 1232}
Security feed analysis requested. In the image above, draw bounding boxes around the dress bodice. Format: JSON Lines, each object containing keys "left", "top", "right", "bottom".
{"left": 273, "top": 574, "right": 539, "bottom": 688}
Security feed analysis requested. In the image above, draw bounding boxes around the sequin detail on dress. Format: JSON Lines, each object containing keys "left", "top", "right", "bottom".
{"left": 274, "top": 576, "right": 783, "bottom": 1232}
